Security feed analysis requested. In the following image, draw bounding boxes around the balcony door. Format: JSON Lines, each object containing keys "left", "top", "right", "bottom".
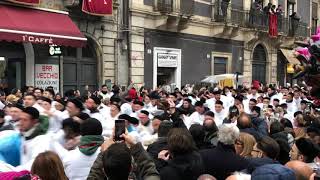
{"left": 252, "top": 44, "right": 267, "bottom": 84}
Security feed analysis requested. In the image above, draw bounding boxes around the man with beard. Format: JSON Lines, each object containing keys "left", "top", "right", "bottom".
{"left": 85, "top": 96, "right": 105, "bottom": 128}
{"left": 98, "top": 85, "right": 113, "bottom": 100}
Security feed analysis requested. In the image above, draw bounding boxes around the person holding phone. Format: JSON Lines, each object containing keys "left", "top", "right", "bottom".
{"left": 87, "top": 128, "right": 160, "bottom": 180}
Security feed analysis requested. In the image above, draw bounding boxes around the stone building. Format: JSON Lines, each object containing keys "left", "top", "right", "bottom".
{"left": 129, "top": 0, "right": 319, "bottom": 88}
{"left": 0, "top": 0, "right": 319, "bottom": 94}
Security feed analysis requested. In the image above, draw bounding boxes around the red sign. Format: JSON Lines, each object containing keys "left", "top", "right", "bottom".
{"left": 269, "top": 14, "right": 278, "bottom": 37}
{"left": 82, "top": 0, "right": 113, "bottom": 16}
{"left": 6, "top": 0, "right": 40, "bottom": 6}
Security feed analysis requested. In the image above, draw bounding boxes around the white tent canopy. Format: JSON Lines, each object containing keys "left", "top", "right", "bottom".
{"left": 201, "top": 74, "right": 245, "bottom": 83}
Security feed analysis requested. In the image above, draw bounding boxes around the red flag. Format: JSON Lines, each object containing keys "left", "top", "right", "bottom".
{"left": 5, "top": 0, "right": 40, "bottom": 5}
{"left": 269, "top": 14, "right": 278, "bottom": 37}
{"left": 82, "top": 0, "right": 113, "bottom": 16}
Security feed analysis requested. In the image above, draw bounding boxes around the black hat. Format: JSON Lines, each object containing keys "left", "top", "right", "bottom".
{"left": 40, "top": 97, "right": 52, "bottom": 104}
{"left": 133, "top": 100, "right": 144, "bottom": 107}
{"left": 62, "top": 118, "right": 80, "bottom": 134}
{"left": 55, "top": 99, "right": 66, "bottom": 106}
{"left": 10, "top": 103, "right": 24, "bottom": 111}
{"left": 195, "top": 101, "right": 204, "bottom": 107}
{"left": 140, "top": 110, "right": 149, "bottom": 116}
{"left": 119, "top": 114, "right": 139, "bottom": 125}
{"left": 204, "top": 111, "right": 215, "bottom": 118}
{"left": 23, "top": 107, "right": 39, "bottom": 120}
{"left": 149, "top": 91, "right": 161, "bottom": 100}
{"left": 76, "top": 112, "right": 90, "bottom": 121}
{"left": 295, "top": 138, "right": 320, "bottom": 159}
{"left": 80, "top": 118, "right": 102, "bottom": 136}
{"left": 235, "top": 95, "right": 244, "bottom": 102}
{"left": 68, "top": 98, "right": 84, "bottom": 111}
{"left": 90, "top": 95, "right": 101, "bottom": 105}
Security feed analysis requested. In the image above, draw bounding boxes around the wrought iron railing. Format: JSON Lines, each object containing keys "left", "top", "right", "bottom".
{"left": 156, "top": 0, "right": 173, "bottom": 14}
{"left": 295, "top": 22, "right": 309, "bottom": 37}
{"left": 213, "top": 1, "right": 309, "bottom": 38}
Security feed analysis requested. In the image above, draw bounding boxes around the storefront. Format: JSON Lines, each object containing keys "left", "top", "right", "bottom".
{"left": 144, "top": 30, "right": 244, "bottom": 89}
{"left": 0, "top": 3, "right": 87, "bottom": 93}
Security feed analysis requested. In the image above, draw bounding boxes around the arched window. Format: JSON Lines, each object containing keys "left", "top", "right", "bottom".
{"left": 252, "top": 44, "right": 267, "bottom": 84}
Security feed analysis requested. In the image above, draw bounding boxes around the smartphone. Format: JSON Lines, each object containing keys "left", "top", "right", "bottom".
{"left": 114, "top": 120, "right": 125, "bottom": 141}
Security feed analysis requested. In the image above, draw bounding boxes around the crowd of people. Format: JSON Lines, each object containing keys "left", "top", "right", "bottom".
{"left": 0, "top": 82, "right": 319, "bottom": 180}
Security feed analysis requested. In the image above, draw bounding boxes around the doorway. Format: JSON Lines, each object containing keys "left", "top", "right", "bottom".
{"left": 153, "top": 47, "right": 181, "bottom": 90}
{"left": 252, "top": 44, "right": 267, "bottom": 84}
{"left": 63, "top": 42, "right": 98, "bottom": 94}
{"left": 0, "top": 41, "right": 26, "bottom": 94}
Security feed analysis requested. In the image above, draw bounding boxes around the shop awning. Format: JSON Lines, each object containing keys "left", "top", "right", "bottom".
{"left": 280, "top": 48, "right": 300, "bottom": 65}
{"left": 0, "top": 4, "right": 87, "bottom": 47}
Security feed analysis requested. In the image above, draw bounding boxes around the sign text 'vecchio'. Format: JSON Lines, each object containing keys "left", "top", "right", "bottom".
{"left": 35, "top": 64, "right": 59, "bottom": 93}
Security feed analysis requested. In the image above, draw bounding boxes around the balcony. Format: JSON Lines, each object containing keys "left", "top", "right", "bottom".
{"left": 156, "top": 0, "right": 173, "bottom": 14}
{"left": 213, "top": 2, "right": 310, "bottom": 38}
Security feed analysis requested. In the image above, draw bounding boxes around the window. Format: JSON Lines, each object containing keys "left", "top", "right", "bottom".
{"left": 213, "top": 57, "right": 227, "bottom": 75}
{"left": 287, "top": 0, "right": 295, "bottom": 17}
{"left": 312, "top": 2, "right": 318, "bottom": 34}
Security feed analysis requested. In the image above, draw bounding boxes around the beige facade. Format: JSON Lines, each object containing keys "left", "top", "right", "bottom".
{"left": 128, "top": 0, "right": 316, "bottom": 87}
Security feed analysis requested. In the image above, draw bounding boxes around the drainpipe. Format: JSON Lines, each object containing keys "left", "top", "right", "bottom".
{"left": 123, "top": 0, "right": 131, "bottom": 86}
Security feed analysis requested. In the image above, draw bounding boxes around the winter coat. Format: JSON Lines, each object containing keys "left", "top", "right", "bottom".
{"left": 160, "top": 151, "right": 204, "bottom": 180}
{"left": 147, "top": 137, "right": 168, "bottom": 171}
{"left": 87, "top": 142, "right": 159, "bottom": 180}
{"left": 251, "top": 117, "right": 268, "bottom": 136}
{"left": 247, "top": 157, "right": 279, "bottom": 173}
{"left": 200, "top": 142, "right": 249, "bottom": 180}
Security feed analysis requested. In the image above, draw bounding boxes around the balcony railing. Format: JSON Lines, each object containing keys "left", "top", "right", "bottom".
{"left": 295, "top": 22, "right": 309, "bottom": 37}
{"left": 156, "top": 0, "right": 173, "bottom": 14}
{"left": 213, "top": 2, "right": 309, "bottom": 38}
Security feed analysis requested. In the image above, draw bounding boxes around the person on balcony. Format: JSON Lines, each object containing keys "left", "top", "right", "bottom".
{"left": 263, "top": 3, "right": 272, "bottom": 26}
{"left": 221, "top": 0, "right": 230, "bottom": 19}
{"left": 276, "top": 5, "right": 284, "bottom": 30}
{"left": 290, "top": 12, "right": 301, "bottom": 36}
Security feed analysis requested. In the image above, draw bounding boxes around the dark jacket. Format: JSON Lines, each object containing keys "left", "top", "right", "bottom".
{"left": 178, "top": 106, "right": 195, "bottom": 116}
{"left": 160, "top": 151, "right": 204, "bottom": 180}
{"left": 87, "top": 143, "right": 160, "bottom": 180}
{"left": 240, "top": 127, "right": 263, "bottom": 141}
{"left": 251, "top": 117, "right": 268, "bottom": 136}
{"left": 247, "top": 157, "right": 279, "bottom": 173}
{"left": 147, "top": 137, "right": 168, "bottom": 171}
{"left": 200, "top": 142, "right": 249, "bottom": 180}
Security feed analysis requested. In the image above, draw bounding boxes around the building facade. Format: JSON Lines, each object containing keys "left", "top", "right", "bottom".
{"left": 129, "top": 0, "right": 319, "bottom": 88}
{"left": 0, "top": 0, "right": 319, "bottom": 94}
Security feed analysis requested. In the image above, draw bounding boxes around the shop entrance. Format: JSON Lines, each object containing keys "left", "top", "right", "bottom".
{"left": 0, "top": 42, "right": 26, "bottom": 94}
{"left": 153, "top": 47, "right": 181, "bottom": 90}
{"left": 157, "top": 67, "right": 176, "bottom": 87}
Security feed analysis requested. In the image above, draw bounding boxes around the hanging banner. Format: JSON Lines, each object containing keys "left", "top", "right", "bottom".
{"left": 269, "top": 14, "right": 278, "bottom": 37}
{"left": 82, "top": 0, "right": 113, "bottom": 16}
{"left": 35, "top": 64, "right": 60, "bottom": 93}
{"left": 5, "top": 0, "right": 40, "bottom": 6}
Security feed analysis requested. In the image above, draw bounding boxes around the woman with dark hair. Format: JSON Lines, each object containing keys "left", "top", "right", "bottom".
{"left": 31, "top": 151, "right": 68, "bottom": 180}
{"left": 158, "top": 128, "right": 204, "bottom": 180}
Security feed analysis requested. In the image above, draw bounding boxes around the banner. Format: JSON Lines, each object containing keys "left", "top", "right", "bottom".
{"left": 269, "top": 14, "right": 278, "bottom": 37}
{"left": 35, "top": 64, "right": 60, "bottom": 93}
{"left": 6, "top": 0, "right": 40, "bottom": 6}
{"left": 82, "top": 0, "right": 113, "bottom": 16}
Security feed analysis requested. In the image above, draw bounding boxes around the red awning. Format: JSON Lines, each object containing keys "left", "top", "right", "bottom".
{"left": 0, "top": 4, "right": 87, "bottom": 47}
